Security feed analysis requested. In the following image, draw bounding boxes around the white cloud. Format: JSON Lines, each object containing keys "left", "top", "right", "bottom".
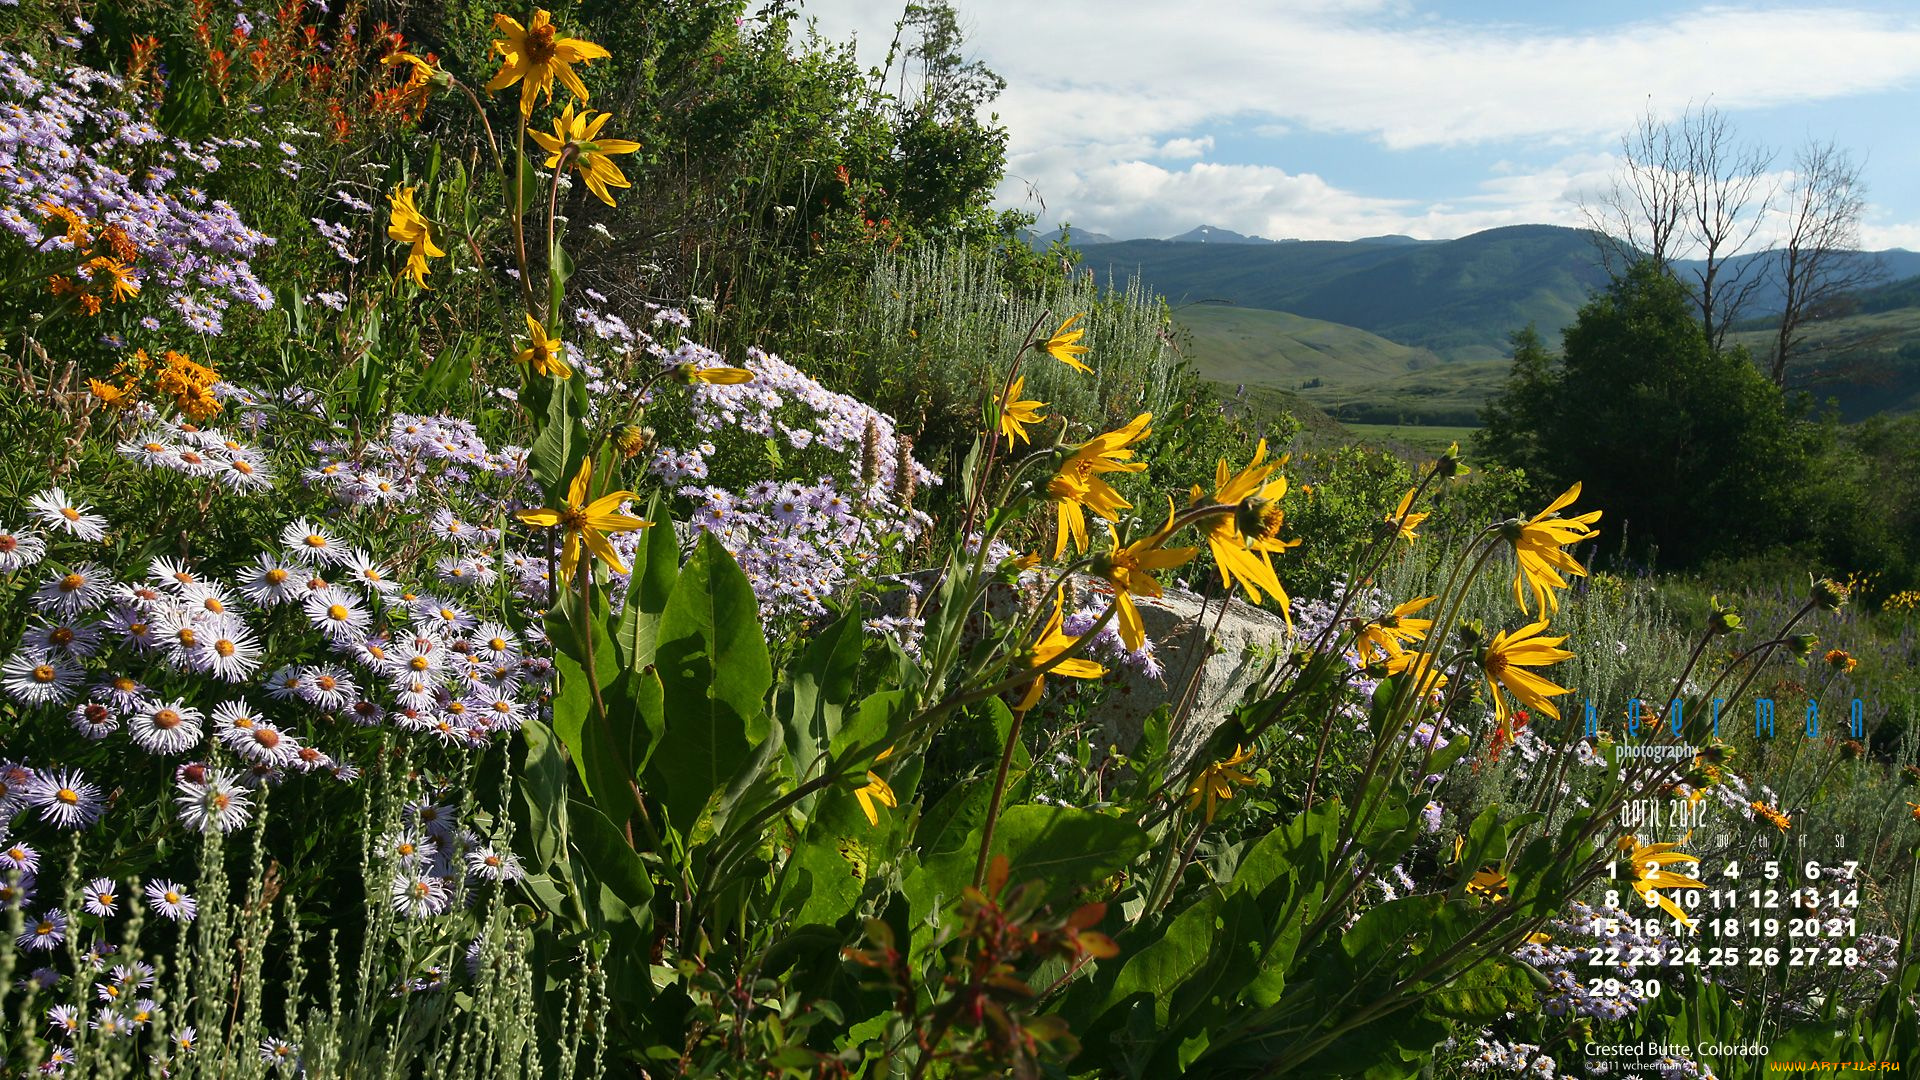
{"left": 800, "top": 1, "right": 1920, "bottom": 242}
{"left": 1156, "top": 136, "right": 1214, "bottom": 160}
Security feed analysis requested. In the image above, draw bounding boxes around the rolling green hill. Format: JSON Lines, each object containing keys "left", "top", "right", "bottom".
{"left": 1175, "top": 304, "right": 1504, "bottom": 427}
{"left": 1726, "top": 304, "right": 1920, "bottom": 420}
{"left": 1088, "top": 224, "right": 1610, "bottom": 360}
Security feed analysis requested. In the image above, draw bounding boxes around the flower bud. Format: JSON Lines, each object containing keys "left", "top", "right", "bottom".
{"left": 1706, "top": 595, "right": 1744, "bottom": 636}
{"left": 610, "top": 423, "right": 652, "bottom": 460}
{"left": 1787, "top": 632, "right": 1820, "bottom": 658}
{"left": 1810, "top": 576, "right": 1850, "bottom": 611}
{"left": 1437, "top": 441, "right": 1466, "bottom": 478}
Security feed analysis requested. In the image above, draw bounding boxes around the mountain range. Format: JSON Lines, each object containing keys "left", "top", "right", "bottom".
{"left": 1026, "top": 223, "right": 1920, "bottom": 427}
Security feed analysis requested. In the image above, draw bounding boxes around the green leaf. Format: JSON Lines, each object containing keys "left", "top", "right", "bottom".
{"left": 907, "top": 803, "right": 1147, "bottom": 923}
{"left": 613, "top": 492, "right": 677, "bottom": 670}
{"left": 515, "top": 719, "right": 571, "bottom": 873}
{"left": 528, "top": 368, "right": 583, "bottom": 498}
{"left": 512, "top": 148, "right": 540, "bottom": 217}
{"left": 643, "top": 534, "right": 774, "bottom": 835}
{"left": 548, "top": 235, "right": 573, "bottom": 323}
{"left": 569, "top": 799, "right": 655, "bottom": 916}
{"left": 782, "top": 613, "right": 865, "bottom": 780}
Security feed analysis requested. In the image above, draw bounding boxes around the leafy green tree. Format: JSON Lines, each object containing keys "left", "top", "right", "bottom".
{"left": 1479, "top": 261, "right": 1820, "bottom": 567}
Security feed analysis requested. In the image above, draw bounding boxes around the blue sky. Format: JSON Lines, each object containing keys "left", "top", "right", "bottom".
{"left": 799, "top": 0, "right": 1920, "bottom": 249}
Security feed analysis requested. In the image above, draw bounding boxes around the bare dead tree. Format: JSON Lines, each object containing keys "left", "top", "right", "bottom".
{"left": 1582, "top": 103, "right": 1779, "bottom": 349}
{"left": 1677, "top": 104, "right": 1776, "bottom": 350}
{"left": 1580, "top": 102, "right": 1687, "bottom": 276}
{"left": 1770, "top": 139, "right": 1883, "bottom": 386}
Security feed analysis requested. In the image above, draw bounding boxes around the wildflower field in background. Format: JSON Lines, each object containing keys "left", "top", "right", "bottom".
{"left": 0, "top": 4, "right": 1917, "bottom": 1078}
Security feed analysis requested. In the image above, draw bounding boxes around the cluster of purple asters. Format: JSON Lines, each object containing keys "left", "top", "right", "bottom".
{"left": 0, "top": 48, "right": 276, "bottom": 336}
{"left": 569, "top": 299, "right": 939, "bottom": 625}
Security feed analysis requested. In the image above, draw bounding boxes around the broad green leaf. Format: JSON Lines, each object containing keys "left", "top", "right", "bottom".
{"left": 782, "top": 613, "right": 865, "bottom": 780}
{"left": 908, "top": 803, "right": 1147, "bottom": 924}
{"left": 515, "top": 719, "right": 571, "bottom": 872}
{"left": 643, "top": 534, "right": 773, "bottom": 834}
{"left": 613, "top": 492, "right": 677, "bottom": 670}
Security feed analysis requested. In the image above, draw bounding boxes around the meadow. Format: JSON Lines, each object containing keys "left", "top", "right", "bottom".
{"left": 1, "top": 5, "right": 1917, "bottom": 1079}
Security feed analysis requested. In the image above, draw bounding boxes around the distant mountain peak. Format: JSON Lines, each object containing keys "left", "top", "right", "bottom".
{"left": 1170, "top": 224, "right": 1278, "bottom": 245}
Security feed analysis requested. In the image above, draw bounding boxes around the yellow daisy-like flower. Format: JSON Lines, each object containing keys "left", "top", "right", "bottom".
{"left": 1042, "top": 313, "right": 1092, "bottom": 373}
{"left": 528, "top": 103, "right": 641, "bottom": 207}
{"left": 855, "top": 748, "right": 898, "bottom": 827}
{"left": 1478, "top": 620, "right": 1575, "bottom": 746}
{"left": 670, "top": 362, "right": 754, "bottom": 385}
{"left": 1185, "top": 744, "right": 1257, "bottom": 824}
{"left": 1622, "top": 838, "right": 1706, "bottom": 929}
{"left": 382, "top": 50, "right": 442, "bottom": 102}
{"left": 1192, "top": 439, "right": 1299, "bottom": 620}
{"left": 1824, "top": 649, "right": 1857, "bottom": 673}
{"left": 88, "top": 379, "right": 130, "bottom": 407}
{"left": 515, "top": 314, "right": 574, "bottom": 380}
{"left": 1094, "top": 499, "right": 1197, "bottom": 652}
{"left": 1504, "top": 482, "right": 1602, "bottom": 616}
{"left": 1355, "top": 595, "right": 1437, "bottom": 668}
{"left": 1013, "top": 590, "right": 1108, "bottom": 712}
{"left": 385, "top": 185, "right": 445, "bottom": 289}
{"left": 514, "top": 456, "right": 651, "bottom": 581}
{"left": 996, "top": 375, "right": 1047, "bottom": 445}
{"left": 1466, "top": 868, "right": 1509, "bottom": 903}
{"left": 1047, "top": 413, "right": 1151, "bottom": 559}
{"left": 1386, "top": 488, "right": 1429, "bottom": 544}
{"left": 1751, "top": 801, "right": 1791, "bottom": 831}
{"left": 484, "top": 9, "right": 610, "bottom": 117}
{"left": 86, "top": 257, "right": 140, "bottom": 303}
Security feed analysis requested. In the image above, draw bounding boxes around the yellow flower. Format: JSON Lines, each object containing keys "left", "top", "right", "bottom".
{"left": 1466, "top": 868, "right": 1509, "bottom": 902}
{"left": 1622, "top": 838, "right": 1706, "bottom": 929}
{"left": 381, "top": 50, "right": 442, "bottom": 103}
{"left": 88, "top": 379, "right": 130, "bottom": 407}
{"left": 855, "top": 748, "right": 898, "bottom": 827}
{"left": 485, "top": 9, "right": 610, "bottom": 117}
{"left": 1185, "top": 745, "right": 1257, "bottom": 824}
{"left": 1013, "top": 590, "right": 1108, "bottom": 712}
{"left": 996, "top": 375, "right": 1047, "bottom": 445}
{"left": 1478, "top": 620, "right": 1575, "bottom": 746}
{"left": 1193, "top": 439, "right": 1299, "bottom": 620}
{"left": 1505, "top": 482, "right": 1602, "bottom": 616}
{"left": 1047, "top": 413, "right": 1151, "bottom": 559}
{"left": 385, "top": 185, "right": 445, "bottom": 289}
{"left": 1908, "top": 802, "right": 1920, "bottom": 824}
{"left": 1751, "top": 801, "right": 1791, "bottom": 831}
{"left": 1094, "top": 499, "right": 1197, "bottom": 652}
{"left": 514, "top": 456, "right": 651, "bottom": 581}
{"left": 87, "top": 257, "right": 139, "bottom": 303}
{"left": 1386, "top": 488, "right": 1428, "bottom": 543}
{"left": 1355, "top": 595, "right": 1437, "bottom": 668}
{"left": 515, "top": 314, "right": 574, "bottom": 380}
{"left": 1824, "top": 649, "right": 1857, "bottom": 673}
{"left": 1042, "top": 313, "right": 1092, "bottom": 373}
{"left": 528, "top": 103, "right": 641, "bottom": 207}
{"left": 671, "top": 362, "right": 754, "bottom": 385}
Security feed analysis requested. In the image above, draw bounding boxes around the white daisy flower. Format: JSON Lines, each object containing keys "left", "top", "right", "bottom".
{"left": 389, "top": 870, "right": 450, "bottom": 918}
{"left": 298, "top": 663, "right": 357, "bottom": 712}
{"left": 0, "top": 524, "right": 47, "bottom": 573}
{"left": 71, "top": 700, "right": 121, "bottom": 739}
{"left": 281, "top": 518, "right": 348, "bottom": 566}
{"left": 128, "top": 698, "right": 204, "bottom": 755}
{"left": 143, "top": 880, "right": 197, "bottom": 922}
{"left": 2, "top": 650, "right": 81, "bottom": 705}
{"left": 175, "top": 768, "right": 252, "bottom": 833}
{"left": 236, "top": 552, "right": 302, "bottom": 606}
{"left": 148, "top": 557, "right": 202, "bottom": 592}
{"left": 26, "top": 767, "right": 104, "bottom": 829}
{"left": 27, "top": 488, "right": 107, "bottom": 541}
{"left": 20, "top": 617, "right": 103, "bottom": 659}
{"left": 32, "top": 562, "right": 111, "bottom": 616}
{"left": 305, "top": 587, "right": 369, "bottom": 642}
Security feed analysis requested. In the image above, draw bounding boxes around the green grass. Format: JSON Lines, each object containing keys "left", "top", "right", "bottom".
{"left": 1341, "top": 423, "right": 1479, "bottom": 455}
{"left": 1175, "top": 304, "right": 1508, "bottom": 426}
{"left": 1726, "top": 306, "right": 1920, "bottom": 420}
